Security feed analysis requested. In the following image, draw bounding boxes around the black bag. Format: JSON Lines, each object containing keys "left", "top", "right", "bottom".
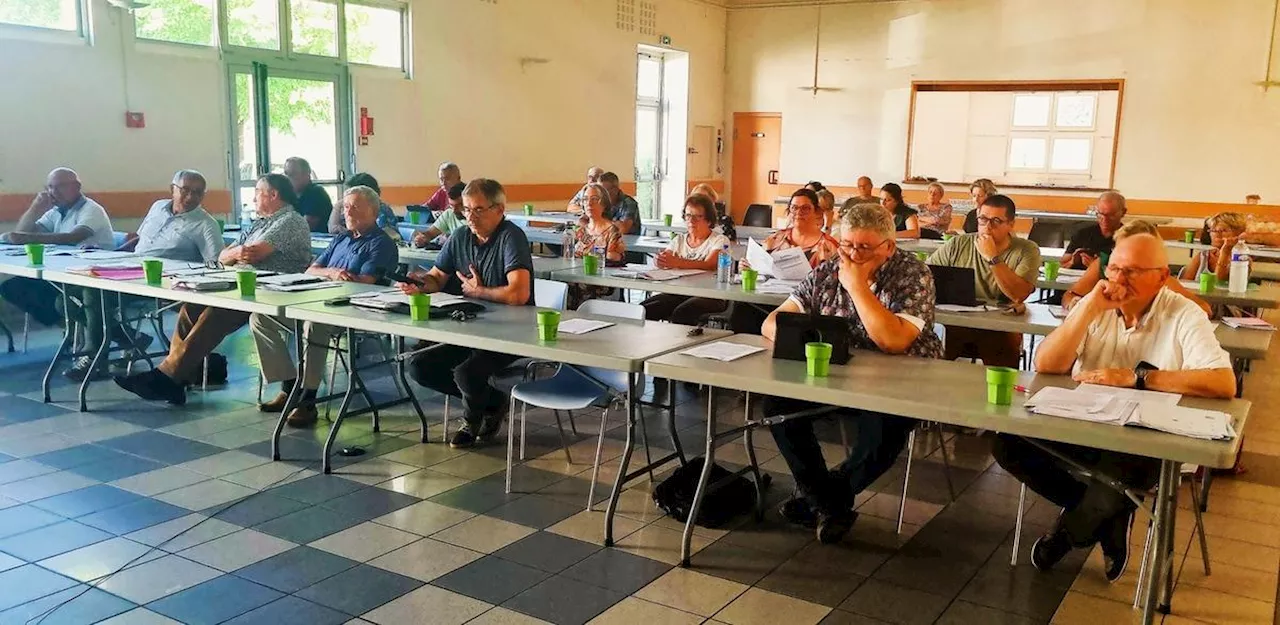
{"left": 651, "top": 457, "right": 768, "bottom": 528}
{"left": 204, "top": 352, "right": 228, "bottom": 385}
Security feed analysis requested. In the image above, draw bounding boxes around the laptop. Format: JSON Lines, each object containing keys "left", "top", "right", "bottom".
{"left": 772, "top": 312, "right": 852, "bottom": 365}
{"left": 928, "top": 265, "right": 980, "bottom": 307}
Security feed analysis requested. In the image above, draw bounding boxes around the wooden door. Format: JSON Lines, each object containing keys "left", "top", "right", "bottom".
{"left": 730, "top": 113, "right": 782, "bottom": 222}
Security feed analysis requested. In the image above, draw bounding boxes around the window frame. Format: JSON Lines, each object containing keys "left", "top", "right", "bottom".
{"left": 132, "top": 0, "right": 220, "bottom": 50}
{"left": 0, "top": 0, "right": 90, "bottom": 41}
{"left": 343, "top": 0, "right": 410, "bottom": 73}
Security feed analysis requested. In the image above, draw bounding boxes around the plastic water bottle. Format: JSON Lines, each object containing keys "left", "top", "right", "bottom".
{"left": 593, "top": 245, "right": 604, "bottom": 265}
{"left": 716, "top": 244, "right": 732, "bottom": 284}
{"left": 561, "top": 226, "right": 575, "bottom": 260}
{"left": 1229, "top": 240, "right": 1250, "bottom": 293}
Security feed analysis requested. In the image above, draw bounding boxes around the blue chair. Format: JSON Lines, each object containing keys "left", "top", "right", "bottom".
{"left": 112, "top": 231, "right": 129, "bottom": 249}
{"left": 504, "top": 299, "right": 645, "bottom": 511}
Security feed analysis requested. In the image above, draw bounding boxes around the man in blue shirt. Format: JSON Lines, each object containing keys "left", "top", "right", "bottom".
{"left": 252, "top": 185, "right": 398, "bottom": 426}
{"left": 399, "top": 178, "right": 534, "bottom": 448}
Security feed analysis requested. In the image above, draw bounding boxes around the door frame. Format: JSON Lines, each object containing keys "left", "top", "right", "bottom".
{"left": 730, "top": 112, "right": 782, "bottom": 221}
{"left": 635, "top": 50, "right": 667, "bottom": 220}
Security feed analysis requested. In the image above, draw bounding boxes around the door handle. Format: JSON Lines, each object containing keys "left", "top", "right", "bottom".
{"left": 767, "top": 170, "right": 779, "bottom": 185}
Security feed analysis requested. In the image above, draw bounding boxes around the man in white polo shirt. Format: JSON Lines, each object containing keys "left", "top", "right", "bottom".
{"left": 994, "top": 233, "right": 1235, "bottom": 584}
{"left": 0, "top": 168, "right": 113, "bottom": 328}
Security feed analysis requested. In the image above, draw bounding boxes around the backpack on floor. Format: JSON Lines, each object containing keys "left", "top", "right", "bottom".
{"left": 204, "top": 352, "right": 228, "bottom": 385}
{"left": 651, "top": 457, "right": 768, "bottom": 528}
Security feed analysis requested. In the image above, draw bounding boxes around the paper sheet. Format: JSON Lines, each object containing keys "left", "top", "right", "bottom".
{"left": 754, "top": 279, "right": 801, "bottom": 295}
{"left": 556, "top": 318, "right": 615, "bottom": 335}
{"left": 261, "top": 281, "right": 344, "bottom": 293}
{"left": 1222, "top": 317, "right": 1276, "bottom": 330}
{"left": 1075, "top": 384, "right": 1181, "bottom": 405}
{"left": 746, "top": 239, "right": 810, "bottom": 281}
{"left": 681, "top": 341, "right": 766, "bottom": 362}
{"left": 936, "top": 304, "right": 991, "bottom": 313}
{"left": 258, "top": 273, "right": 322, "bottom": 286}
{"left": 75, "top": 250, "right": 136, "bottom": 261}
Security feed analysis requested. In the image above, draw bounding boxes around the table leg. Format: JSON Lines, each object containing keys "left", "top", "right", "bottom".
{"left": 1159, "top": 461, "right": 1179, "bottom": 614}
{"left": 42, "top": 286, "right": 73, "bottom": 404}
{"left": 270, "top": 320, "right": 306, "bottom": 462}
{"left": 741, "top": 392, "right": 765, "bottom": 521}
{"left": 668, "top": 379, "right": 686, "bottom": 465}
{"left": 77, "top": 288, "right": 110, "bottom": 412}
{"left": 680, "top": 387, "right": 717, "bottom": 568}
{"left": 321, "top": 327, "right": 361, "bottom": 474}
{"left": 395, "top": 335, "right": 429, "bottom": 443}
{"left": 603, "top": 372, "right": 640, "bottom": 547}
{"left": 1140, "top": 459, "right": 1177, "bottom": 623}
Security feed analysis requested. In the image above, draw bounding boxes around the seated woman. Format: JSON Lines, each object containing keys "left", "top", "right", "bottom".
{"left": 881, "top": 183, "right": 919, "bottom": 239}
{"left": 690, "top": 183, "right": 733, "bottom": 240}
{"left": 1063, "top": 220, "right": 1211, "bottom": 316}
{"left": 569, "top": 183, "right": 626, "bottom": 307}
{"left": 916, "top": 182, "right": 953, "bottom": 237}
{"left": 1179, "top": 212, "right": 1249, "bottom": 284}
{"left": 641, "top": 194, "right": 730, "bottom": 324}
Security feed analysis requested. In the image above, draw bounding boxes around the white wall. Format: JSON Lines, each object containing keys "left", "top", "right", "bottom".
{"left": 724, "top": 0, "right": 1280, "bottom": 204}
{"left": 0, "top": 0, "right": 727, "bottom": 196}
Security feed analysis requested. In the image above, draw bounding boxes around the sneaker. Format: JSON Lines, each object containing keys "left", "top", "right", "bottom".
{"left": 1030, "top": 531, "right": 1072, "bottom": 573}
{"left": 778, "top": 496, "right": 818, "bottom": 529}
{"left": 286, "top": 404, "right": 318, "bottom": 428}
{"left": 449, "top": 427, "right": 477, "bottom": 449}
{"left": 259, "top": 392, "right": 290, "bottom": 413}
{"left": 64, "top": 356, "right": 106, "bottom": 382}
{"left": 1100, "top": 510, "right": 1135, "bottom": 583}
{"left": 816, "top": 509, "right": 857, "bottom": 544}
{"left": 476, "top": 413, "right": 505, "bottom": 441}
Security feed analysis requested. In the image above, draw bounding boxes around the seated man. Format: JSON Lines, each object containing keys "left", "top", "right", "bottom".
{"left": 1061, "top": 191, "right": 1125, "bottom": 270}
{"left": 996, "top": 233, "right": 1235, "bottom": 582}
{"left": 284, "top": 156, "right": 334, "bottom": 233}
{"left": 400, "top": 178, "right": 533, "bottom": 448}
{"left": 0, "top": 168, "right": 114, "bottom": 328}
{"left": 253, "top": 185, "right": 398, "bottom": 426}
{"left": 566, "top": 166, "right": 604, "bottom": 214}
{"left": 927, "top": 194, "right": 1040, "bottom": 367}
{"left": 422, "top": 161, "right": 462, "bottom": 216}
{"left": 328, "top": 172, "right": 399, "bottom": 235}
{"left": 114, "top": 173, "right": 312, "bottom": 405}
{"left": 763, "top": 203, "right": 943, "bottom": 544}
{"left": 411, "top": 182, "right": 466, "bottom": 248}
{"left": 64, "top": 170, "right": 224, "bottom": 381}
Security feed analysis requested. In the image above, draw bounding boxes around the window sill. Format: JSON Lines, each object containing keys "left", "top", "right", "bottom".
{"left": 134, "top": 39, "right": 219, "bottom": 60}
{"left": 0, "top": 23, "right": 87, "bottom": 46}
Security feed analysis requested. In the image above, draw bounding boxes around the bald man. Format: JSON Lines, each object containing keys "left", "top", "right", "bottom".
{"left": 852, "top": 176, "right": 876, "bottom": 204}
{"left": 567, "top": 166, "right": 605, "bottom": 213}
{"left": 1061, "top": 191, "right": 1127, "bottom": 269}
{"left": 0, "top": 168, "right": 114, "bottom": 327}
{"left": 424, "top": 162, "right": 462, "bottom": 214}
{"left": 995, "top": 233, "right": 1235, "bottom": 583}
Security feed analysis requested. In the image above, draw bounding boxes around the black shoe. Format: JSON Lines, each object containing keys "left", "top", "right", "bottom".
{"left": 1030, "top": 531, "right": 1072, "bottom": 573}
{"left": 1100, "top": 510, "right": 1135, "bottom": 583}
{"left": 64, "top": 356, "right": 107, "bottom": 382}
{"left": 816, "top": 509, "right": 856, "bottom": 544}
{"left": 778, "top": 496, "right": 818, "bottom": 529}
{"left": 114, "top": 370, "right": 164, "bottom": 401}
{"left": 114, "top": 369, "right": 185, "bottom": 406}
{"left": 259, "top": 392, "right": 290, "bottom": 413}
{"left": 449, "top": 427, "right": 477, "bottom": 449}
{"left": 476, "top": 413, "right": 505, "bottom": 441}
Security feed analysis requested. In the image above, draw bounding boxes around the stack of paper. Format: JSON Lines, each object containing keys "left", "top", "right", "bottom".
{"left": 936, "top": 304, "right": 991, "bottom": 313}
{"left": 556, "top": 318, "right": 614, "bottom": 335}
{"left": 754, "top": 279, "right": 801, "bottom": 295}
{"left": 1025, "top": 385, "right": 1234, "bottom": 440}
{"left": 746, "top": 239, "right": 811, "bottom": 280}
{"left": 258, "top": 273, "right": 322, "bottom": 287}
{"left": 261, "top": 281, "right": 343, "bottom": 293}
{"left": 612, "top": 268, "right": 705, "bottom": 281}
{"left": 75, "top": 250, "right": 137, "bottom": 261}
{"left": 1222, "top": 317, "right": 1276, "bottom": 331}
{"left": 172, "top": 275, "right": 236, "bottom": 291}
{"left": 681, "top": 341, "right": 765, "bottom": 362}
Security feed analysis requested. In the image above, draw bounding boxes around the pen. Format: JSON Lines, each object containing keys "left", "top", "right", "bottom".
{"left": 1015, "top": 385, "right": 1030, "bottom": 394}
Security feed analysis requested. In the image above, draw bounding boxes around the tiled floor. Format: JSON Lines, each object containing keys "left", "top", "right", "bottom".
{"left": 0, "top": 314, "right": 1277, "bottom": 624}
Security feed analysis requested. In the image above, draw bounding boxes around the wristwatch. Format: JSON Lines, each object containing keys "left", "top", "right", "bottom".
{"left": 986, "top": 255, "right": 1002, "bottom": 267}
{"left": 1134, "top": 361, "right": 1158, "bottom": 390}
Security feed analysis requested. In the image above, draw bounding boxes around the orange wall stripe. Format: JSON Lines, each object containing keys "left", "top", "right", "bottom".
{"left": 0, "top": 191, "right": 233, "bottom": 222}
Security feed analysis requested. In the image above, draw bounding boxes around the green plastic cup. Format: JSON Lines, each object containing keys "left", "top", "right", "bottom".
{"left": 142, "top": 259, "right": 164, "bottom": 285}
{"left": 25, "top": 243, "right": 43, "bottom": 266}
{"left": 409, "top": 293, "right": 431, "bottom": 321}
{"left": 741, "top": 268, "right": 759, "bottom": 292}
{"left": 1044, "top": 260, "right": 1061, "bottom": 281}
{"left": 408, "top": 211, "right": 421, "bottom": 225}
{"left": 537, "top": 310, "right": 561, "bottom": 342}
{"left": 1198, "top": 273, "right": 1217, "bottom": 293}
{"left": 1184, "top": 230, "right": 1196, "bottom": 244}
{"left": 664, "top": 214, "right": 674, "bottom": 226}
{"left": 523, "top": 204, "right": 534, "bottom": 216}
{"left": 805, "top": 342, "right": 832, "bottom": 377}
{"left": 582, "top": 253, "right": 599, "bottom": 276}
{"left": 236, "top": 270, "right": 256, "bottom": 297}
{"left": 986, "top": 366, "right": 1018, "bottom": 405}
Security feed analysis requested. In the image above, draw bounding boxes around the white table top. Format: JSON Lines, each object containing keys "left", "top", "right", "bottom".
{"left": 549, "top": 267, "right": 785, "bottom": 306}
{"left": 0, "top": 255, "right": 44, "bottom": 279}
{"left": 644, "top": 334, "right": 1250, "bottom": 468}
{"left": 283, "top": 299, "right": 731, "bottom": 373}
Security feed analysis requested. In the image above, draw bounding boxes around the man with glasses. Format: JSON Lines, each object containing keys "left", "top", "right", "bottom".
{"left": 995, "top": 233, "right": 1235, "bottom": 582}
{"left": 1061, "top": 191, "right": 1126, "bottom": 269}
{"left": 761, "top": 203, "right": 943, "bottom": 544}
{"left": 411, "top": 183, "right": 467, "bottom": 248}
{"left": 598, "top": 172, "right": 641, "bottom": 236}
{"left": 566, "top": 166, "right": 605, "bottom": 213}
{"left": 56, "top": 170, "right": 226, "bottom": 381}
{"left": 0, "top": 167, "right": 114, "bottom": 336}
{"left": 927, "top": 194, "right": 1040, "bottom": 367}
{"left": 399, "top": 178, "right": 534, "bottom": 448}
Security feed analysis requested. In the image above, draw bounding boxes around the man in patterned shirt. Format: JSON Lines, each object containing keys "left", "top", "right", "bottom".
{"left": 761, "top": 202, "right": 943, "bottom": 544}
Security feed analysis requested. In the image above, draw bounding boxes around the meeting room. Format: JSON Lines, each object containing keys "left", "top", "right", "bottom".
{"left": 0, "top": 0, "right": 1277, "bottom": 623}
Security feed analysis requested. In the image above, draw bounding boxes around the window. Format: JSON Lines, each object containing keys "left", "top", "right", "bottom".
{"left": 134, "top": 0, "right": 216, "bottom": 46}
{"left": 346, "top": 1, "right": 406, "bottom": 68}
{"left": 291, "top": 0, "right": 337, "bottom": 57}
{"left": 1050, "top": 138, "right": 1092, "bottom": 171}
{"left": 0, "top": 0, "right": 81, "bottom": 32}
{"left": 227, "top": 0, "right": 280, "bottom": 50}
{"left": 1008, "top": 138, "right": 1047, "bottom": 169}
{"left": 1011, "top": 94, "right": 1051, "bottom": 128}
{"left": 1055, "top": 94, "right": 1097, "bottom": 128}
{"left": 1007, "top": 92, "right": 1100, "bottom": 174}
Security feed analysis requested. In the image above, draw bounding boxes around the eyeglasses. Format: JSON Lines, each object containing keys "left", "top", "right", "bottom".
{"left": 1209, "top": 228, "right": 1238, "bottom": 236}
{"left": 462, "top": 204, "right": 499, "bottom": 216}
{"left": 1103, "top": 265, "right": 1165, "bottom": 280}
{"left": 581, "top": 196, "right": 605, "bottom": 206}
{"left": 838, "top": 239, "right": 891, "bottom": 255}
{"left": 976, "top": 216, "right": 1009, "bottom": 227}
{"left": 450, "top": 310, "right": 477, "bottom": 322}
{"left": 173, "top": 185, "right": 205, "bottom": 197}
{"left": 682, "top": 213, "right": 706, "bottom": 222}
{"left": 788, "top": 205, "right": 815, "bottom": 215}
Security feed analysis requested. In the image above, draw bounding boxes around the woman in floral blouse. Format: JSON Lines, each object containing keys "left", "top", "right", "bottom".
{"left": 916, "top": 182, "right": 953, "bottom": 236}
{"left": 569, "top": 183, "right": 626, "bottom": 307}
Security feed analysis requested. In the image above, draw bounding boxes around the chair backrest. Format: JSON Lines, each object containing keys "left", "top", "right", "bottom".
{"left": 576, "top": 299, "right": 645, "bottom": 320}
{"left": 744, "top": 204, "right": 772, "bottom": 227}
{"left": 534, "top": 279, "right": 569, "bottom": 310}
{"left": 1027, "top": 219, "right": 1066, "bottom": 248}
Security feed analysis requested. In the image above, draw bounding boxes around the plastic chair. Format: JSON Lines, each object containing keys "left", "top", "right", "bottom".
{"left": 743, "top": 204, "right": 772, "bottom": 228}
{"left": 1027, "top": 220, "right": 1066, "bottom": 248}
{"left": 534, "top": 279, "right": 569, "bottom": 310}
{"left": 839, "top": 418, "right": 956, "bottom": 533}
{"left": 504, "top": 299, "right": 645, "bottom": 510}
{"left": 112, "top": 231, "right": 129, "bottom": 249}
